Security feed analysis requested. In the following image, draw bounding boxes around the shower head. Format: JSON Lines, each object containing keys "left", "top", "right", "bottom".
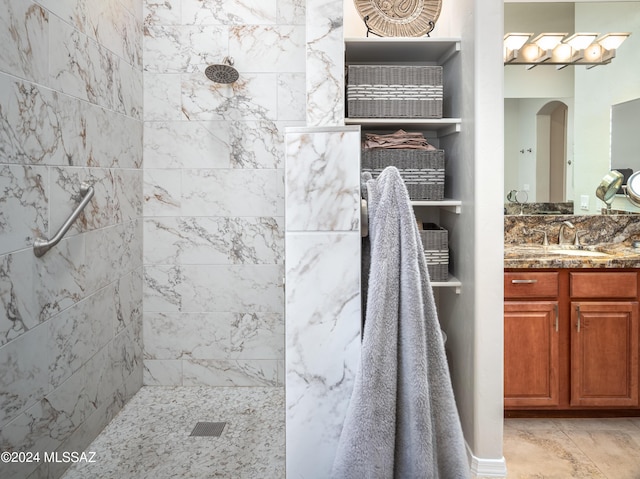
{"left": 205, "top": 56, "right": 239, "bottom": 84}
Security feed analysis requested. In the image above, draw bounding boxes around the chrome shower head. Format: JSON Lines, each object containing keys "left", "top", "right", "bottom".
{"left": 205, "top": 56, "right": 239, "bottom": 84}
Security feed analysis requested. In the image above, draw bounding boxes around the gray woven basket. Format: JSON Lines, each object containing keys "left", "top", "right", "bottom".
{"left": 362, "top": 148, "right": 445, "bottom": 200}
{"left": 347, "top": 65, "right": 443, "bottom": 118}
{"left": 419, "top": 224, "right": 449, "bottom": 281}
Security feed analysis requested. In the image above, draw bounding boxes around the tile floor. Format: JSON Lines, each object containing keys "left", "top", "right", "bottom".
{"left": 503, "top": 417, "right": 640, "bottom": 478}
{"left": 62, "top": 387, "right": 640, "bottom": 479}
{"left": 62, "top": 387, "right": 284, "bottom": 479}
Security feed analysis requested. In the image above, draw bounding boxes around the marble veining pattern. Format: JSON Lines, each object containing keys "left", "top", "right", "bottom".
{"left": 277, "top": 73, "right": 306, "bottom": 121}
{"left": 285, "top": 233, "right": 361, "bottom": 478}
{"left": 0, "top": 0, "right": 49, "bottom": 85}
{"left": 141, "top": 0, "right": 301, "bottom": 389}
{"left": 1, "top": 250, "right": 39, "bottom": 345}
{"left": 49, "top": 15, "right": 117, "bottom": 111}
{"left": 144, "top": 24, "right": 229, "bottom": 73}
{"left": 0, "top": 75, "right": 66, "bottom": 166}
{"left": 0, "top": 221, "right": 139, "bottom": 349}
{"left": 181, "top": 168, "right": 283, "bottom": 217}
{"left": 183, "top": 359, "right": 279, "bottom": 387}
{"left": 229, "top": 120, "right": 289, "bottom": 169}
{"left": 144, "top": 312, "right": 232, "bottom": 360}
{"left": 61, "top": 387, "right": 284, "bottom": 479}
{"left": 36, "top": 0, "right": 142, "bottom": 69}
{"left": 143, "top": 72, "right": 182, "bottom": 121}
{"left": 284, "top": 126, "right": 362, "bottom": 477}
{"left": 144, "top": 264, "right": 284, "bottom": 313}
{"left": 144, "top": 120, "right": 231, "bottom": 169}
{"left": 277, "top": 0, "right": 305, "bottom": 25}
{"left": 0, "top": 370, "right": 87, "bottom": 479}
{"left": 181, "top": 72, "right": 278, "bottom": 121}
{"left": 0, "top": 1, "right": 144, "bottom": 477}
{"left": 181, "top": 0, "right": 277, "bottom": 25}
{"left": 0, "top": 321, "right": 53, "bottom": 428}
{"left": 0, "top": 165, "right": 49, "bottom": 253}
{"left": 305, "top": 0, "right": 345, "bottom": 126}
{"left": 144, "top": 216, "right": 283, "bottom": 265}
{"left": 143, "top": 0, "right": 181, "bottom": 26}
{"left": 228, "top": 25, "right": 305, "bottom": 73}
{"left": 286, "top": 128, "right": 360, "bottom": 232}
{"left": 0, "top": 74, "right": 143, "bottom": 168}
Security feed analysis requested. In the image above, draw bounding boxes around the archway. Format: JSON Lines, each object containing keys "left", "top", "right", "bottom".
{"left": 536, "top": 101, "right": 568, "bottom": 202}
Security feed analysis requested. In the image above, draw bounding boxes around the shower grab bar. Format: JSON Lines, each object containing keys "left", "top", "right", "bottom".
{"left": 33, "top": 182, "right": 94, "bottom": 257}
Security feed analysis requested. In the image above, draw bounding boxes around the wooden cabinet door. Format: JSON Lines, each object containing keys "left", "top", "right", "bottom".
{"left": 505, "top": 301, "right": 560, "bottom": 407}
{"left": 570, "top": 301, "right": 639, "bottom": 407}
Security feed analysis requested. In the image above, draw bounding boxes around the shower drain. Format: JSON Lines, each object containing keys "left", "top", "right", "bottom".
{"left": 189, "top": 421, "right": 227, "bottom": 437}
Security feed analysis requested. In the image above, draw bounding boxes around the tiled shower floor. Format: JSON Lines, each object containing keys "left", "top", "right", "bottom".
{"left": 62, "top": 387, "right": 284, "bottom": 479}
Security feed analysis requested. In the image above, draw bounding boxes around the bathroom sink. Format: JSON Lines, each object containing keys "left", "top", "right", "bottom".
{"left": 545, "top": 248, "right": 609, "bottom": 257}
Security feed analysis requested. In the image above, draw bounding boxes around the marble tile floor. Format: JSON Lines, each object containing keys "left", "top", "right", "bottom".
{"left": 62, "top": 387, "right": 284, "bottom": 479}
{"left": 503, "top": 417, "right": 640, "bottom": 478}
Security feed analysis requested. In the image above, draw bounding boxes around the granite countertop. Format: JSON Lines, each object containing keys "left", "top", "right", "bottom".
{"left": 504, "top": 242, "right": 640, "bottom": 269}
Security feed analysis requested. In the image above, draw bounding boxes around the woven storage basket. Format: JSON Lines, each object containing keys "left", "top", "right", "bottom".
{"left": 419, "top": 223, "right": 449, "bottom": 281}
{"left": 362, "top": 148, "right": 445, "bottom": 200}
{"left": 347, "top": 65, "right": 443, "bottom": 119}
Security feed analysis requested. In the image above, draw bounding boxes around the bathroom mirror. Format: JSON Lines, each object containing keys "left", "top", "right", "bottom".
{"left": 504, "top": 1, "right": 640, "bottom": 214}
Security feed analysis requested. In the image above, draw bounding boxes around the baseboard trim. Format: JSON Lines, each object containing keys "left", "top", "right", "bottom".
{"left": 466, "top": 443, "right": 507, "bottom": 478}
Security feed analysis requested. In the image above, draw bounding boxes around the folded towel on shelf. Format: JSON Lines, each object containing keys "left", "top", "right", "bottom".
{"left": 332, "top": 166, "right": 469, "bottom": 479}
{"left": 363, "top": 129, "right": 437, "bottom": 150}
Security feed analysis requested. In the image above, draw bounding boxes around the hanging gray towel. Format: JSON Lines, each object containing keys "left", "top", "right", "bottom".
{"left": 332, "top": 166, "right": 470, "bottom": 479}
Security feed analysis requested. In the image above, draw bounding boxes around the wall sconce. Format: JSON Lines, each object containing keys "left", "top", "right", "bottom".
{"left": 504, "top": 32, "right": 630, "bottom": 68}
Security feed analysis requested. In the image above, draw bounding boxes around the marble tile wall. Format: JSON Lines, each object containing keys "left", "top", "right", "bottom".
{"left": 142, "top": 0, "right": 306, "bottom": 387}
{"left": 0, "top": 1, "right": 144, "bottom": 478}
{"left": 305, "top": 0, "right": 345, "bottom": 126}
{"left": 285, "top": 126, "right": 362, "bottom": 478}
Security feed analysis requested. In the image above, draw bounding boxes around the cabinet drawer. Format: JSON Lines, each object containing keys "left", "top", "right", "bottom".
{"left": 504, "top": 272, "right": 559, "bottom": 298}
{"left": 570, "top": 272, "right": 638, "bottom": 299}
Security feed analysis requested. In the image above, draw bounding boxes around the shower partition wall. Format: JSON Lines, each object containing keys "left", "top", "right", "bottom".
{"left": 284, "top": 125, "right": 362, "bottom": 477}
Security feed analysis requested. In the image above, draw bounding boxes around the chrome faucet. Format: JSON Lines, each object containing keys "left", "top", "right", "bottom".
{"left": 558, "top": 221, "right": 580, "bottom": 246}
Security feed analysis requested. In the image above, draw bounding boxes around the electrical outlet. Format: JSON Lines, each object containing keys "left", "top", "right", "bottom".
{"left": 522, "top": 184, "right": 530, "bottom": 192}
{"left": 580, "top": 195, "right": 589, "bottom": 210}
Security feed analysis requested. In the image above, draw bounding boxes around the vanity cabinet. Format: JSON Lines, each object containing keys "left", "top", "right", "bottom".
{"left": 504, "top": 269, "right": 640, "bottom": 412}
{"left": 569, "top": 272, "right": 639, "bottom": 407}
{"left": 504, "top": 272, "right": 560, "bottom": 408}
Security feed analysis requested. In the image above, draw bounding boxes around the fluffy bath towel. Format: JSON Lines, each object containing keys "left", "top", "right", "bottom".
{"left": 332, "top": 167, "right": 470, "bottom": 479}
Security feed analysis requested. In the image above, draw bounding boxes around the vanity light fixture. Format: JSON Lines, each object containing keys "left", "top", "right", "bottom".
{"left": 503, "top": 33, "right": 533, "bottom": 63}
{"left": 597, "top": 32, "right": 630, "bottom": 50}
{"left": 504, "top": 32, "right": 630, "bottom": 68}
{"left": 522, "top": 33, "right": 567, "bottom": 69}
